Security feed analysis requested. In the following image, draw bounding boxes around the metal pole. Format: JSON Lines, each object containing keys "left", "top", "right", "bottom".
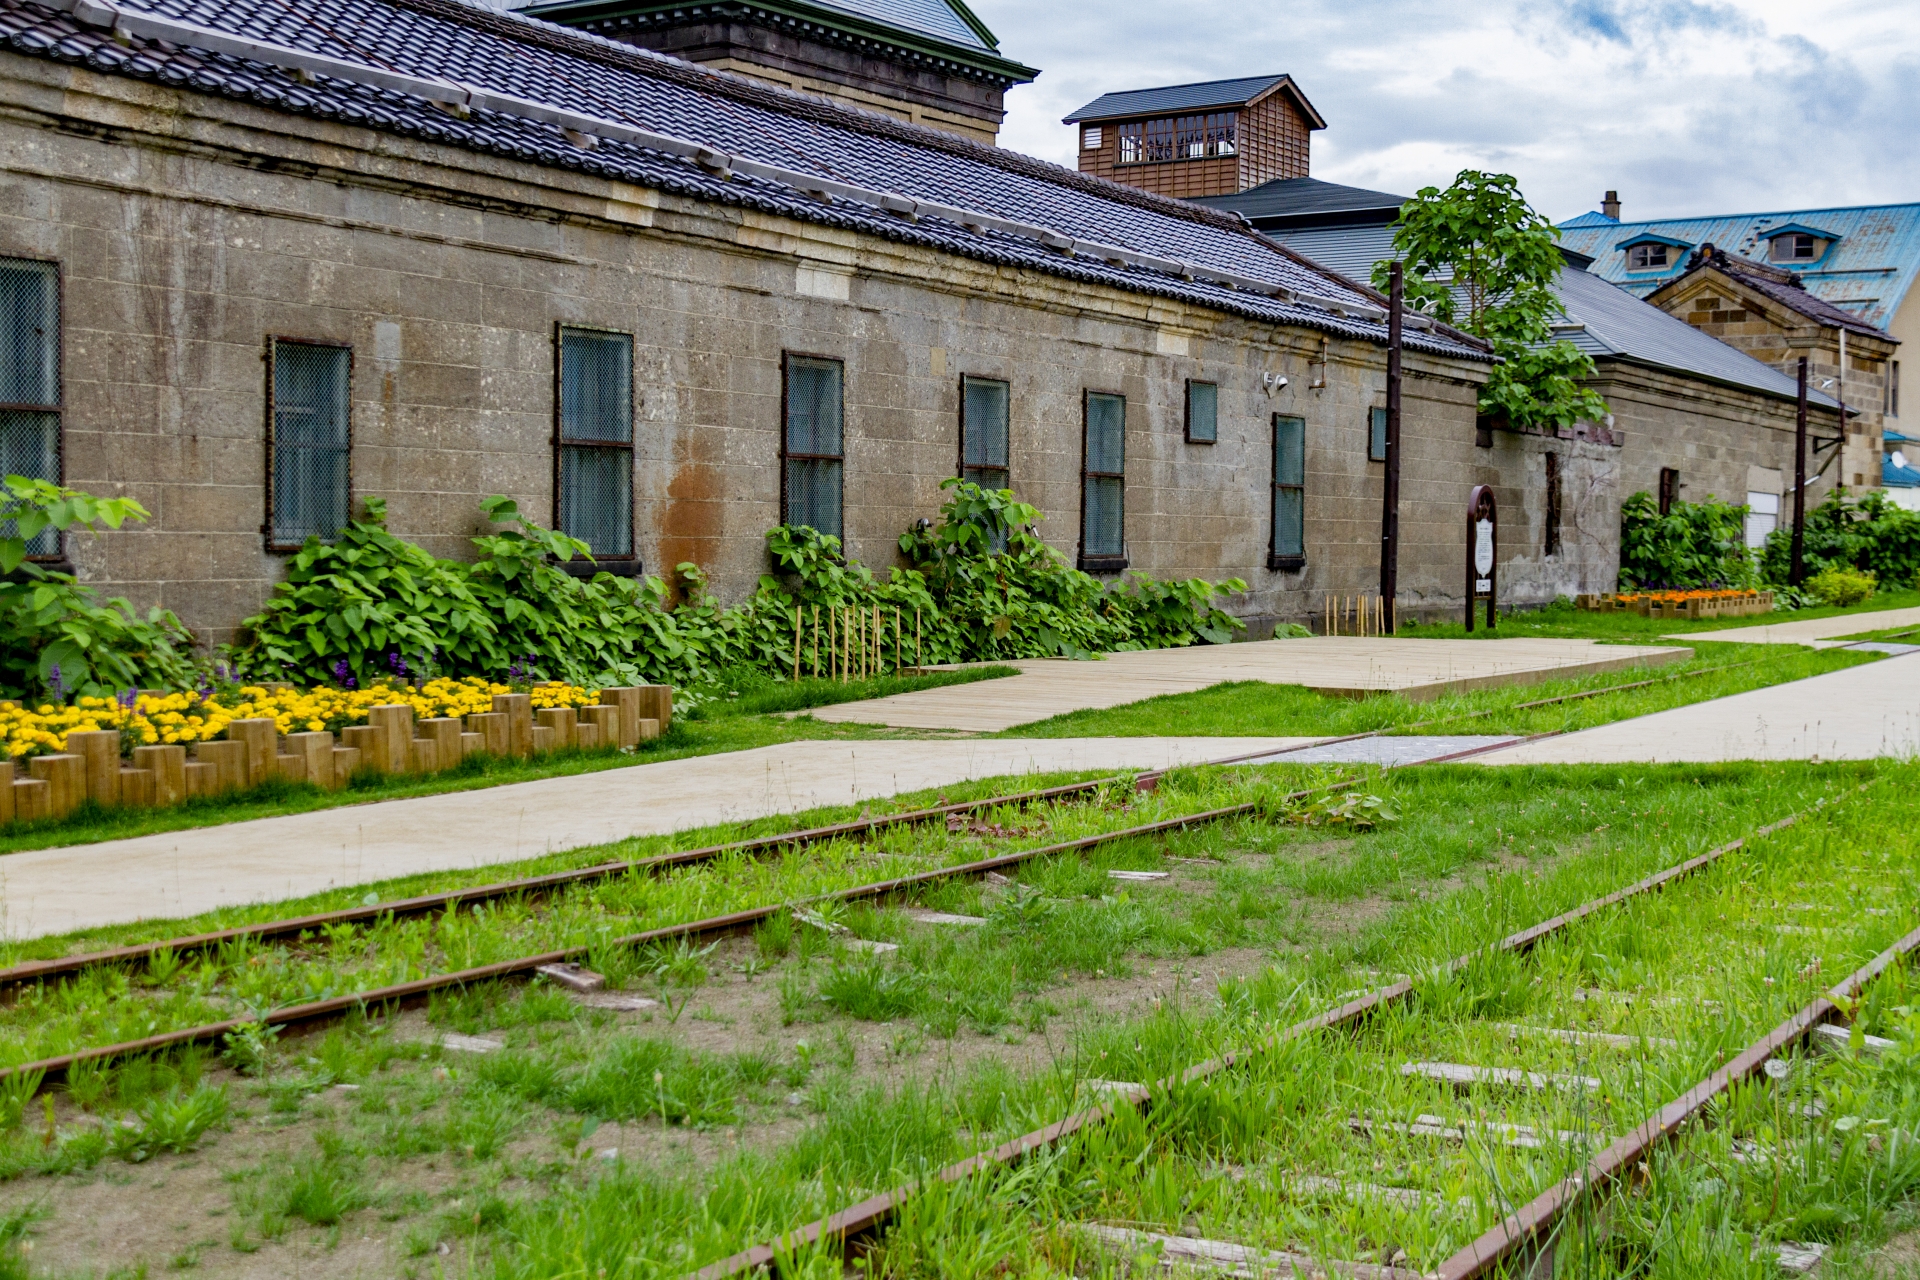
{"left": 1791, "top": 357, "right": 1808, "bottom": 586}
{"left": 1379, "top": 261, "right": 1404, "bottom": 631}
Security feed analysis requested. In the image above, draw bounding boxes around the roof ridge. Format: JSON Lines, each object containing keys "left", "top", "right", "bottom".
{"left": 1581, "top": 199, "right": 1920, "bottom": 227}
{"left": 369, "top": 0, "right": 1266, "bottom": 240}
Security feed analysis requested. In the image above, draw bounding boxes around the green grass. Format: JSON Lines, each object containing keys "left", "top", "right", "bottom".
{"left": 0, "top": 668, "right": 1017, "bottom": 858}
{"left": 2, "top": 759, "right": 1914, "bottom": 1277}
{"left": 1001, "top": 643, "right": 1875, "bottom": 739}
{"left": 1396, "top": 587, "right": 1920, "bottom": 641}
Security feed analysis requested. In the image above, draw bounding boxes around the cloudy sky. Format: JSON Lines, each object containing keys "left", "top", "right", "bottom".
{"left": 970, "top": 0, "right": 1920, "bottom": 223}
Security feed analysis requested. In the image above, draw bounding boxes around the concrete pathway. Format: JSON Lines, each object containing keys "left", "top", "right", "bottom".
{"left": 1668, "top": 605, "right": 1920, "bottom": 648}
{"left": 0, "top": 737, "right": 1318, "bottom": 941}
{"left": 1470, "top": 651, "right": 1920, "bottom": 765}
{"left": 810, "top": 637, "right": 1687, "bottom": 732}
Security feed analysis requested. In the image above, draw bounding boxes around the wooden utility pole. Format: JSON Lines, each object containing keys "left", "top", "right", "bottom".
{"left": 1791, "top": 356, "right": 1808, "bottom": 586}
{"left": 1379, "top": 262, "right": 1403, "bottom": 631}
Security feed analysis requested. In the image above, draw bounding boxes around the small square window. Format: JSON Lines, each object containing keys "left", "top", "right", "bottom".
{"left": 1368, "top": 407, "right": 1388, "bottom": 462}
{"left": 1185, "top": 380, "right": 1217, "bottom": 444}
{"left": 1627, "top": 243, "right": 1669, "bottom": 270}
{"left": 1771, "top": 233, "right": 1817, "bottom": 262}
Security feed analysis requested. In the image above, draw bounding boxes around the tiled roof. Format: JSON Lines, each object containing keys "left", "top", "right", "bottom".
{"left": 1193, "top": 177, "right": 1406, "bottom": 228}
{"left": 805, "top": 0, "right": 993, "bottom": 51}
{"left": 1669, "top": 249, "right": 1894, "bottom": 341}
{"left": 0, "top": 0, "right": 1488, "bottom": 361}
{"left": 1557, "top": 202, "right": 1920, "bottom": 332}
{"left": 1264, "top": 223, "right": 1843, "bottom": 410}
{"left": 1062, "top": 74, "right": 1309, "bottom": 124}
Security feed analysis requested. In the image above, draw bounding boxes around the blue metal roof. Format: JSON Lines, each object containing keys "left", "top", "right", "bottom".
{"left": 1265, "top": 222, "right": 1842, "bottom": 410}
{"left": 0, "top": 0, "right": 1484, "bottom": 360}
{"left": 1063, "top": 74, "right": 1308, "bottom": 124}
{"left": 1557, "top": 203, "right": 1920, "bottom": 331}
{"left": 1884, "top": 455, "right": 1920, "bottom": 488}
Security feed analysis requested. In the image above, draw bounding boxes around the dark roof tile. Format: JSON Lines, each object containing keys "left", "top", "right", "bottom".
{"left": 1063, "top": 74, "right": 1292, "bottom": 123}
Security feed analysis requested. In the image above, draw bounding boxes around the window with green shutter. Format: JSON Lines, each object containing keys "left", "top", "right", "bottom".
{"left": 1081, "top": 391, "right": 1126, "bottom": 570}
{"left": 1270, "top": 414, "right": 1305, "bottom": 568}
{"left": 267, "top": 338, "right": 352, "bottom": 549}
{"left": 1186, "top": 380, "right": 1218, "bottom": 444}
{"left": 960, "top": 375, "right": 1010, "bottom": 491}
{"left": 557, "top": 326, "right": 635, "bottom": 560}
{"left": 0, "top": 258, "right": 60, "bottom": 558}
{"left": 784, "top": 355, "right": 844, "bottom": 544}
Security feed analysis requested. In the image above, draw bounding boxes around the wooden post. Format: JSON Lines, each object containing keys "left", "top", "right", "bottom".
{"left": 535, "top": 706, "right": 577, "bottom": 750}
{"left": 793, "top": 606, "right": 801, "bottom": 681}
{"left": 193, "top": 739, "right": 247, "bottom": 793}
{"left": 367, "top": 705, "right": 412, "bottom": 774}
{"left": 812, "top": 606, "right": 820, "bottom": 679}
{"left": 0, "top": 760, "right": 13, "bottom": 825}
{"left": 133, "top": 744, "right": 187, "bottom": 806}
{"left": 13, "top": 778, "right": 49, "bottom": 822}
{"left": 275, "top": 753, "right": 307, "bottom": 783}
{"left": 284, "top": 732, "right": 335, "bottom": 789}
{"left": 30, "top": 753, "right": 86, "bottom": 817}
{"left": 591, "top": 690, "right": 639, "bottom": 749}
{"left": 65, "top": 729, "right": 121, "bottom": 807}
{"left": 419, "top": 717, "right": 463, "bottom": 770}
{"left": 895, "top": 607, "right": 901, "bottom": 676}
{"left": 491, "top": 693, "right": 533, "bottom": 757}
{"left": 915, "top": 608, "right": 922, "bottom": 670}
{"left": 340, "top": 724, "right": 382, "bottom": 772}
{"left": 226, "top": 718, "right": 278, "bottom": 787}
{"left": 828, "top": 607, "right": 836, "bottom": 681}
{"left": 467, "top": 710, "right": 510, "bottom": 756}
{"left": 183, "top": 761, "right": 217, "bottom": 797}
{"left": 1379, "top": 259, "right": 1403, "bottom": 632}
{"left": 636, "top": 685, "right": 672, "bottom": 731}
{"left": 330, "top": 746, "right": 361, "bottom": 782}
{"left": 578, "top": 704, "right": 620, "bottom": 749}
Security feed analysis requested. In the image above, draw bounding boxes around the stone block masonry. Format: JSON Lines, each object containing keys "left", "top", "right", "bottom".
{"left": 0, "top": 687, "right": 667, "bottom": 828}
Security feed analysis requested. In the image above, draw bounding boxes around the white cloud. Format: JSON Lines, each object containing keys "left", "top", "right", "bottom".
{"left": 975, "top": 0, "right": 1920, "bottom": 221}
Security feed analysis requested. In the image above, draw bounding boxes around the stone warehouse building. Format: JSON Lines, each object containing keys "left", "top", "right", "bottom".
{"left": 0, "top": 0, "right": 1529, "bottom": 652}
{"left": 1197, "top": 177, "right": 1847, "bottom": 597}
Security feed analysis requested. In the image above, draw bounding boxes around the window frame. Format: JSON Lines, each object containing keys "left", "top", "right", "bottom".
{"left": 1544, "top": 450, "right": 1562, "bottom": 557}
{"left": 1368, "top": 406, "right": 1388, "bottom": 462}
{"left": 1626, "top": 243, "right": 1669, "bottom": 270}
{"left": 957, "top": 373, "right": 1011, "bottom": 492}
{"left": 1771, "top": 233, "right": 1818, "bottom": 263}
{"left": 1115, "top": 112, "right": 1237, "bottom": 166}
{"left": 1185, "top": 379, "right": 1218, "bottom": 445}
{"left": 552, "top": 323, "right": 638, "bottom": 569}
{"left": 1269, "top": 413, "right": 1306, "bottom": 571}
{"left": 1079, "top": 389, "right": 1127, "bottom": 573}
{"left": 1658, "top": 466, "right": 1680, "bottom": 516}
{"left": 263, "top": 335, "right": 353, "bottom": 553}
{"left": 780, "top": 351, "right": 847, "bottom": 545}
{"left": 1888, "top": 360, "right": 1900, "bottom": 419}
{"left": 0, "top": 255, "right": 64, "bottom": 562}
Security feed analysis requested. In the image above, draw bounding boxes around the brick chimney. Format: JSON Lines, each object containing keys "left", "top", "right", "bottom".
{"left": 1601, "top": 190, "right": 1621, "bottom": 220}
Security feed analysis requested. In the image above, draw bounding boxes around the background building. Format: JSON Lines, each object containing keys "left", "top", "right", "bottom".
{"left": 1063, "top": 75, "right": 1324, "bottom": 202}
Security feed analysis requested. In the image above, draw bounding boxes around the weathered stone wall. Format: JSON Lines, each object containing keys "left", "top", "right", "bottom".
{"left": 0, "top": 52, "right": 1497, "bottom": 649}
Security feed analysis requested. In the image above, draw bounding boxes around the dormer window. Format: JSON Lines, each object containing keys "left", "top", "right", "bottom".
{"left": 1771, "top": 233, "right": 1817, "bottom": 262}
{"left": 1627, "top": 243, "right": 1669, "bottom": 270}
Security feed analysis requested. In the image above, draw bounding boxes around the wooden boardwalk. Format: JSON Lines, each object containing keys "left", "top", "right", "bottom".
{"left": 808, "top": 637, "right": 1688, "bottom": 732}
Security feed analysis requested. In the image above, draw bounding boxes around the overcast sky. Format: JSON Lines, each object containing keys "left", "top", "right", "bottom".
{"left": 971, "top": 0, "right": 1920, "bottom": 223}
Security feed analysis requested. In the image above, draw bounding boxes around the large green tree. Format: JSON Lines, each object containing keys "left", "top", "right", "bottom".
{"left": 1372, "top": 170, "right": 1608, "bottom": 431}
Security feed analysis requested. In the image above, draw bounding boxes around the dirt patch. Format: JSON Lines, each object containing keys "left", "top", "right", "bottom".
{"left": 1869, "top": 1227, "right": 1920, "bottom": 1278}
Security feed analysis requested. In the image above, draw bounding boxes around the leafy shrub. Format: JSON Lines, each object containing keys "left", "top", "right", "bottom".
{"left": 1804, "top": 565, "right": 1877, "bottom": 607}
{"left": 1758, "top": 489, "right": 1920, "bottom": 589}
{"left": 234, "top": 483, "right": 1248, "bottom": 690}
{"left": 0, "top": 477, "right": 197, "bottom": 700}
{"left": 1617, "top": 491, "right": 1756, "bottom": 590}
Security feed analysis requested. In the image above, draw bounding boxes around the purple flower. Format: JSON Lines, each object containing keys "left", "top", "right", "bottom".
{"left": 46, "top": 663, "right": 65, "bottom": 701}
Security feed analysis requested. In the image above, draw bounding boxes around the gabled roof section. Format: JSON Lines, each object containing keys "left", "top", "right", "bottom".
{"left": 1558, "top": 201, "right": 1920, "bottom": 331}
{"left": 1260, "top": 222, "right": 1844, "bottom": 410}
{"left": 1063, "top": 73, "right": 1325, "bottom": 129}
{"left": 1656, "top": 247, "right": 1895, "bottom": 342}
{"left": 1615, "top": 231, "right": 1691, "bottom": 251}
{"left": 1760, "top": 221, "right": 1840, "bottom": 243}
{"left": 1192, "top": 177, "right": 1406, "bottom": 230}
{"left": 519, "top": 0, "right": 1038, "bottom": 84}
{"left": 0, "top": 0, "right": 1487, "bottom": 362}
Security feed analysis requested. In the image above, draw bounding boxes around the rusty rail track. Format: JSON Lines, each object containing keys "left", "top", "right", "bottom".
{"left": 688, "top": 788, "right": 1852, "bottom": 1280}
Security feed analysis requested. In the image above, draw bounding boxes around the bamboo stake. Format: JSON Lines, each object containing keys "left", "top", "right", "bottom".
{"left": 792, "top": 607, "right": 801, "bottom": 680}
{"left": 915, "top": 608, "right": 922, "bottom": 671}
{"left": 894, "top": 607, "right": 901, "bottom": 675}
{"left": 812, "top": 606, "right": 820, "bottom": 679}
{"left": 872, "top": 606, "right": 880, "bottom": 676}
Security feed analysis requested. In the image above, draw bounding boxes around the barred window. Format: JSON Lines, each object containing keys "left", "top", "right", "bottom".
{"left": 784, "top": 355, "right": 844, "bottom": 543}
{"left": 1271, "top": 414, "right": 1305, "bottom": 566}
{"left": 557, "top": 327, "right": 634, "bottom": 559}
{"left": 960, "top": 375, "right": 1010, "bottom": 492}
{"left": 1369, "top": 406, "right": 1388, "bottom": 462}
{"left": 268, "top": 338, "right": 351, "bottom": 549}
{"left": 1186, "top": 380, "right": 1218, "bottom": 444}
{"left": 0, "top": 258, "right": 61, "bottom": 557}
{"left": 1081, "top": 391, "right": 1126, "bottom": 569}
{"left": 1116, "top": 112, "right": 1236, "bottom": 165}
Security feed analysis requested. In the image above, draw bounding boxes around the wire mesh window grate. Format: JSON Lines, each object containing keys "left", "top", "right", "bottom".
{"left": 1186, "top": 380, "right": 1218, "bottom": 444}
{"left": 269, "top": 339, "right": 350, "bottom": 549}
{"left": 1082, "top": 391, "right": 1125, "bottom": 565}
{"left": 1271, "top": 414, "right": 1305, "bottom": 561}
{"left": 1369, "top": 406, "right": 1388, "bottom": 462}
{"left": 0, "top": 258, "right": 61, "bottom": 557}
{"left": 557, "top": 327, "right": 634, "bottom": 558}
{"left": 784, "top": 356, "right": 844, "bottom": 542}
{"left": 960, "top": 376, "right": 1010, "bottom": 492}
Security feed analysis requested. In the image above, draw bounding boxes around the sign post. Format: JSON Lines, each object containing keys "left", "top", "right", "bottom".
{"left": 1465, "top": 484, "right": 1497, "bottom": 632}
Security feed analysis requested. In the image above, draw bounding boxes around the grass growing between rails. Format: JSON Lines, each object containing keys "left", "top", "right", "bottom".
{"left": 0, "top": 668, "right": 1017, "bottom": 858}
{"left": 1397, "top": 587, "right": 1920, "bottom": 642}
{"left": 1003, "top": 642, "right": 1874, "bottom": 740}
{"left": 0, "top": 759, "right": 1911, "bottom": 1278}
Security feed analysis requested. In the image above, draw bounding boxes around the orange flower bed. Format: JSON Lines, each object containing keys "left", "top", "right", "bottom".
{"left": 1611, "top": 589, "right": 1758, "bottom": 603}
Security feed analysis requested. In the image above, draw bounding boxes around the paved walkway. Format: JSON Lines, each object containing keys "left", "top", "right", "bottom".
{"left": 0, "top": 737, "right": 1319, "bottom": 940}
{"left": 810, "top": 637, "right": 1687, "bottom": 732}
{"left": 1471, "top": 651, "right": 1920, "bottom": 765}
{"left": 1669, "top": 605, "right": 1920, "bottom": 648}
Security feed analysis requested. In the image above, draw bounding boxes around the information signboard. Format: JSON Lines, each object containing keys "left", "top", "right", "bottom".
{"left": 1465, "top": 485, "right": 1497, "bottom": 632}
